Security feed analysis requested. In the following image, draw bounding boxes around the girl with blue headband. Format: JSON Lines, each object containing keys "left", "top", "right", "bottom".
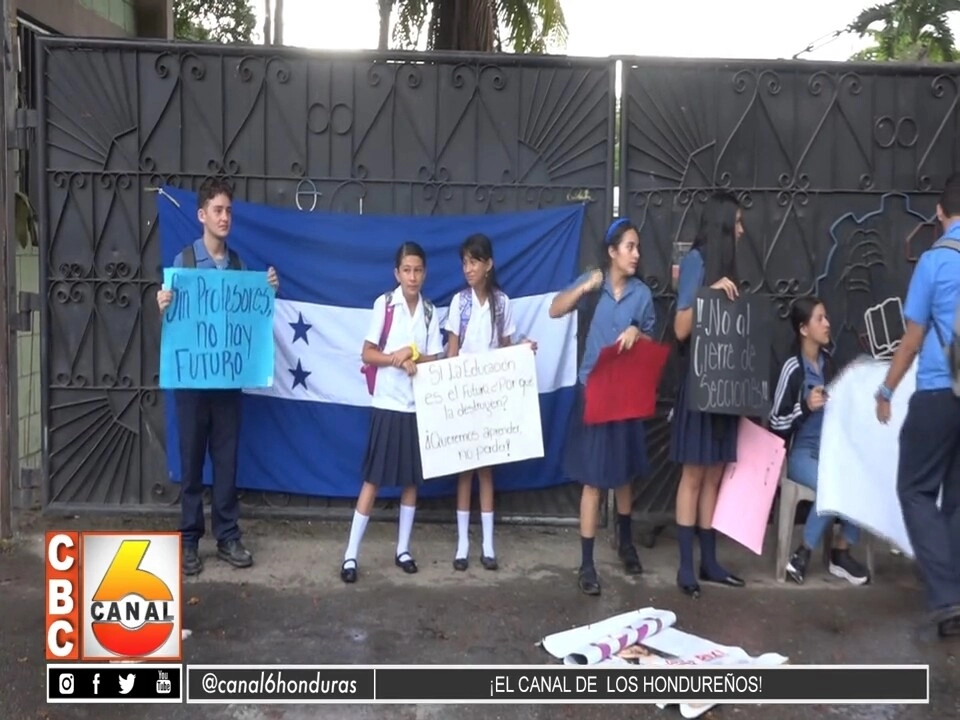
{"left": 549, "top": 217, "right": 657, "bottom": 596}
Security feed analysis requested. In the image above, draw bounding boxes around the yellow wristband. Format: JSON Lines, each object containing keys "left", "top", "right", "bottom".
{"left": 410, "top": 343, "right": 420, "bottom": 362}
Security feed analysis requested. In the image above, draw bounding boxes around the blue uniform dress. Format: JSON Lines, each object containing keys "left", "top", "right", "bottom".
{"left": 562, "top": 272, "right": 657, "bottom": 490}
{"left": 669, "top": 249, "right": 738, "bottom": 465}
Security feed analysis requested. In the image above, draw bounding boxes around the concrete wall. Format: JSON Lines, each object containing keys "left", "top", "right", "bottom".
{"left": 18, "top": 0, "right": 172, "bottom": 38}
{"left": 16, "top": 239, "right": 40, "bottom": 484}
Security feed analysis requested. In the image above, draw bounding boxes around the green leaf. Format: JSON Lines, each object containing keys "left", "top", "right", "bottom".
{"left": 174, "top": 0, "right": 256, "bottom": 44}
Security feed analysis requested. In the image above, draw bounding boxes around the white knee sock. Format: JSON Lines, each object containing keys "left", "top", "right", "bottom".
{"left": 456, "top": 510, "right": 470, "bottom": 559}
{"left": 344, "top": 510, "right": 369, "bottom": 567}
{"left": 481, "top": 511, "right": 495, "bottom": 557}
{"left": 397, "top": 504, "right": 416, "bottom": 557}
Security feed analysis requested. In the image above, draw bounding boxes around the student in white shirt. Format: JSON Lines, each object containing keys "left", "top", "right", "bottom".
{"left": 444, "top": 233, "right": 536, "bottom": 571}
{"left": 340, "top": 242, "right": 444, "bottom": 584}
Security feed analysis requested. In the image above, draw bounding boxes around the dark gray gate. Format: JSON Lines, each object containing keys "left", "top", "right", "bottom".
{"left": 620, "top": 58, "right": 955, "bottom": 525}
{"left": 35, "top": 37, "right": 957, "bottom": 525}
{"left": 35, "top": 37, "right": 615, "bottom": 520}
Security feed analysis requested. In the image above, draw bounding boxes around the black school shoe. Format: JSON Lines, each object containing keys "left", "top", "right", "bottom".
{"left": 217, "top": 539, "right": 253, "bottom": 568}
{"left": 341, "top": 560, "right": 358, "bottom": 583}
{"left": 938, "top": 615, "right": 960, "bottom": 638}
{"left": 618, "top": 544, "right": 643, "bottom": 575}
{"left": 931, "top": 605, "right": 960, "bottom": 638}
{"left": 182, "top": 546, "right": 203, "bottom": 576}
{"left": 578, "top": 565, "right": 601, "bottom": 595}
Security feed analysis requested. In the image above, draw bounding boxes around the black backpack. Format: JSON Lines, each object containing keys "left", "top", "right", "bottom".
{"left": 180, "top": 243, "right": 242, "bottom": 270}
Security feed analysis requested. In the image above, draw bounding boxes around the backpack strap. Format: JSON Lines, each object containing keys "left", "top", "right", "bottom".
{"left": 494, "top": 290, "right": 507, "bottom": 344}
{"left": 179, "top": 243, "right": 242, "bottom": 269}
{"left": 928, "top": 240, "right": 960, "bottom": 349}
{"left": 423, "top": 298, "right": 434, "bottom": 332}
{"left": 377, "top": 291, "right": 395, "bottom": 351}
{"left": 457, "top": 289, "right": 507, "bottom": 346}
{"left": 458, "top": 289, "right": 472, "bottom": 340}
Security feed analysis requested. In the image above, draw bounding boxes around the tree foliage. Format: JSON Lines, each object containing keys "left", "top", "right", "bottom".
{"left": 383, "top": 0, "right": 567, "bottom": 53}
{"left": 174, "top": 0, "right": 257, "bottom": 44}
{"left": 848, "top": 0, "right": 960, "bottom": 61}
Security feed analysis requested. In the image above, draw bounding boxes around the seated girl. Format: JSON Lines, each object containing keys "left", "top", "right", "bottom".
{"left": 768, "top": 296, "right": 870, "bottom": 586}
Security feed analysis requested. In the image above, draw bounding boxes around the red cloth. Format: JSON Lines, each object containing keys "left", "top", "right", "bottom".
{"left": 583, "top": 338, "right": 671, "bottom": 424}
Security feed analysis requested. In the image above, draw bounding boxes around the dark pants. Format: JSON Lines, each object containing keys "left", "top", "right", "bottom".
{"left": 897, "top": 389, "right": 960, "bottom": 611}
{"left": 176, "top": 390, "right": 242, "bottom": 547}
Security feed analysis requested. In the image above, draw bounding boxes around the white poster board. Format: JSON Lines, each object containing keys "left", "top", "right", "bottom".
{"left": 817, "top": 357, "right": 917, "bottom": 556}
{"left": 540, "top": 607, "right": 788, "bottom": 719}
{"left": 413, "top": 345, "right": 544, "bottom": 479}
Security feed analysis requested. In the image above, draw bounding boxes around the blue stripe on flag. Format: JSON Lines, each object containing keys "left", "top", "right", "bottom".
{"left": 163, "top": 388, "right": 575, "bottom": 499}
{"left": 156, "top": 186, "right": 583, "bottom": 305}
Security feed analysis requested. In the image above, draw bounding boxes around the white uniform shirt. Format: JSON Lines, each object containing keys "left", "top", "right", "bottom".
{"left": 443, "top": 288, "right": 517, "bottom": 355}
{"left": 364, "top": 286, "right": 443, "bottom": 413}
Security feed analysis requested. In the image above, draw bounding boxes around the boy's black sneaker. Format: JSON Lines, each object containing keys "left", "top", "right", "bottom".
{"left": 183, "top": 546, "right": 203, "bottom": 576}
{"left": 217, "top": 539, "right": 253, "bottom": 568}
{"left": 785, "top": 545, "right": 810, "bottom": 585}
{"left": 829, "top": 549, "right": 869, "bottom": 585}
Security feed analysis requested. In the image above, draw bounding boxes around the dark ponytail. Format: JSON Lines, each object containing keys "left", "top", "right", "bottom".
{"left": 395, "top": 241, "right": 427, "bottom": 268}
{"left": 789, "top": 295, "right": 822, "bottom": 354}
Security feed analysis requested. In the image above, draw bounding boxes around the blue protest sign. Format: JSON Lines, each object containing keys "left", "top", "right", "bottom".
{"left": 160, "top": 268, "right": 276, "bottom": 389}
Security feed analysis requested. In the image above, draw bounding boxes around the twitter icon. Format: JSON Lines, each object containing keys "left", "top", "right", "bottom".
{"left": 118, "top": 673, "right": 136, "bottom": 695}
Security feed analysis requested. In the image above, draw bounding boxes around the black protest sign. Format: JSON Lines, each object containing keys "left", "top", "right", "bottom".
{"left": 687, "top": 288, "right": 772, "bottom": 416}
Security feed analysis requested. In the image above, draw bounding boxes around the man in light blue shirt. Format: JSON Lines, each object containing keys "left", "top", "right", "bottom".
{"left": 877, "top": 176, "right": 960, "bottom": 638}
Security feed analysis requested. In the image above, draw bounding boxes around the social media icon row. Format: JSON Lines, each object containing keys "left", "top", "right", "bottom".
{"left": 58, "top": 672, "right": 137, "bottom": 695}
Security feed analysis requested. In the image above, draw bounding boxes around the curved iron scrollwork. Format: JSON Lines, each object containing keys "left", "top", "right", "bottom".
{"left": 44, "top": 44, "right": 953, "bottom": 521}
{"left": 38, "top": 43, "right": 611, "bottom": 516}
{"left": 621, "top": 60, "right": 950, "bottom": 518}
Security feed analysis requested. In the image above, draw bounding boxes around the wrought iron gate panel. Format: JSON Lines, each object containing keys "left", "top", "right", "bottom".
{"left": 36, "top": 37, "right": 615, "bottom": 519}
{"left": 620, "top": 58, "right": 955, "bottom": 521}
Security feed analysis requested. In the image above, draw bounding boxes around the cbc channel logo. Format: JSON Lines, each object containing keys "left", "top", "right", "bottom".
{"left": 58, "top": 672, "right": 74, "bottom": 695}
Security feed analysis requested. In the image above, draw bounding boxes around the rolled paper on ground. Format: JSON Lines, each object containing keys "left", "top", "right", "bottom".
{"left": 563, "top": 611, "right": 677, "bottom": 665}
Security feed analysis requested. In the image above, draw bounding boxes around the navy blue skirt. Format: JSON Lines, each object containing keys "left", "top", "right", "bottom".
{"left": 563, "top": 384, "right": 649, "bottom": 490}
{"left": 668, "top": 375, "right": 738, "bottom": 465}
{"left": 362, "top": 408, "right": 424, "bottom": 488}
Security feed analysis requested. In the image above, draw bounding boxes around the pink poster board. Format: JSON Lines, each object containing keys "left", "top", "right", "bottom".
{"left": 712, "top": 418, "right": 786, "bottom": 555}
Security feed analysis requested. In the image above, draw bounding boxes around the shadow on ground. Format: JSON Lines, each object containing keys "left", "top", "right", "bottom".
{"left": 1, "top": 511, "right": 956, "bottom": 720}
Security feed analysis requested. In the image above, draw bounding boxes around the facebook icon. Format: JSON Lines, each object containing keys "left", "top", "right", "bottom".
{"left": 92, "top": 673, "right": 100, "bottom": 695}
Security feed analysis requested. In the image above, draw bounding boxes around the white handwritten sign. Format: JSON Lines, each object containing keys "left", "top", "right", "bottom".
{"left": 413, "top": 345, "right": 544, "bottom": 479}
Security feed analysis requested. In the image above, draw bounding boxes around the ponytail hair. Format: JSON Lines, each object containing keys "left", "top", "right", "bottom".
{"left": 789, "top": 295, "right": 822, "bottom": 354}
{"left": 395, "top": 241, "right": 427, "bottom": 268}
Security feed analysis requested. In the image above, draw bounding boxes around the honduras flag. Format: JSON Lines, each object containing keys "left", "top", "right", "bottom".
{"left": 156, "top": 186, "right": 583, "bottom": 498}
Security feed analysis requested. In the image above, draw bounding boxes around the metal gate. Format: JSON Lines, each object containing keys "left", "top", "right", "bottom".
{"left": 32, "top": 36, "right": 957, "bottom": 523}
{"left": 620, "top": 58, "right": 955, "bottom": 524}
{"left": 34, "top": 37, "right": 614, "bottom": 520}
